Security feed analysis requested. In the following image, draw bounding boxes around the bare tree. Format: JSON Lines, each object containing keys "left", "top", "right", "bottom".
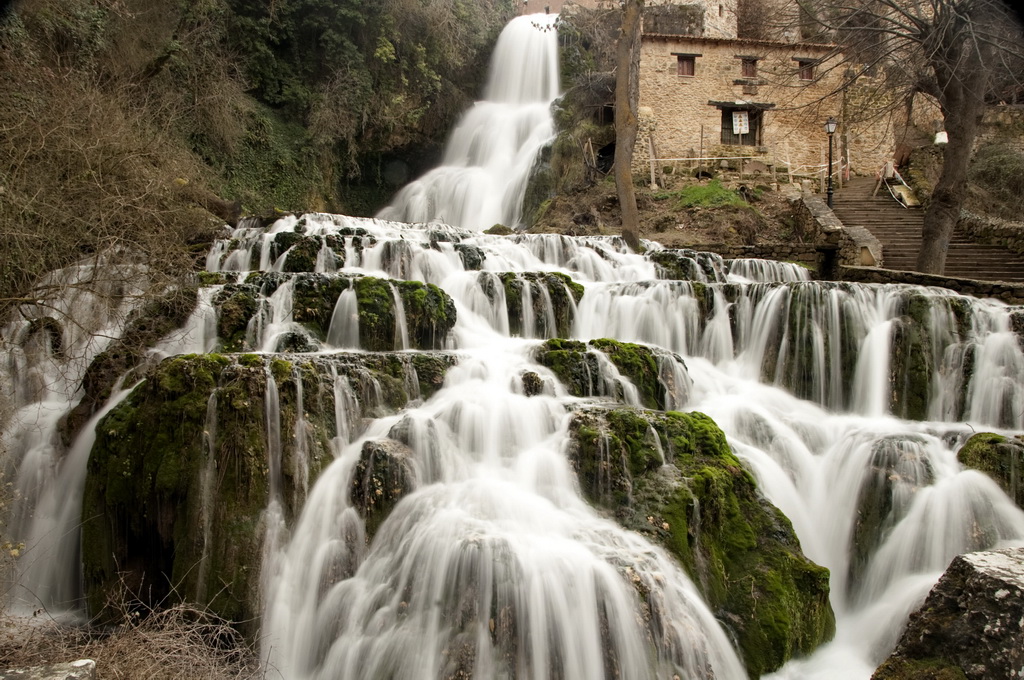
{"left": 613, "top": 0, "right": 643, "bottom": 251}
{"left": 800, "top": 0, "right": 1023, "bottom": 274}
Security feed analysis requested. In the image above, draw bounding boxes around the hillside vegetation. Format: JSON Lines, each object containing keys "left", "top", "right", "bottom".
{"left": 0, "top": 0, "right": 514, "bottom": 316}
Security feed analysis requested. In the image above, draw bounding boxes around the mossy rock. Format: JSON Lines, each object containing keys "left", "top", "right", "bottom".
{"left": 650, "top": 249, "right": 725, "bottom": 282}
{"left": 357, "top": 277, "right": 457, "bottom": 351}
{"left": 212, "top": 274, "right": 456, "bottom": 351}
{"left": 214, "top": 284, "right": 260, "bottom": 352}
{"left": 83, "top": 353, "right": 264, "bottom": 630}
{"left": 66, "top": 286, "right": 200, "bottom": 441}
{"left": 496, "top": 272, "right": 583, "bottom": 338}
{"left": 889, "top": 295, "right": 935, "bottom": 421}
{"left": 81, "top": 350, "right": 458, "bottom": 632}
{"left": 566, "top": 407, "right": 835, "bottom": 678}
{"left": 535, "top": 338, "right": 674, "bottom": 409}
{"left": 957, "top": 432, "right": 1024, "bottom": 509}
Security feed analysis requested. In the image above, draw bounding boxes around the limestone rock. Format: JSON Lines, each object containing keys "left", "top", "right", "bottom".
{"left": 872, "top": 547, "right": 1024, "bottom": 680}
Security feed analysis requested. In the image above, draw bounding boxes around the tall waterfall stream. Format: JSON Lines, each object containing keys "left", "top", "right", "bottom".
{"left": 3, "top": 13, "right": 1024, "bottom": 680}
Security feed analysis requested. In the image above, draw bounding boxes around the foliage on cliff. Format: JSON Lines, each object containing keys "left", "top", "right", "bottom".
{"left": 0, "top": 0, "right": 513, "bottom": 319}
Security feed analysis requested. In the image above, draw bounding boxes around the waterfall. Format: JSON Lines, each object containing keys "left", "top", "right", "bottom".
{"left": 4, "top": 13, "right": 1024, "bottom": 680}
{"left": 377, "top": 14, "right": 560, "bottom": 230}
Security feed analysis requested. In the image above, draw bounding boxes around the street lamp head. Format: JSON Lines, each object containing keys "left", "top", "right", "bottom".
{"left": 825, "top": 117, "right": 838, "bottom": 135}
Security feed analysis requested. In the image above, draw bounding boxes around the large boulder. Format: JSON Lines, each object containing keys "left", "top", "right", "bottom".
{"left": 566, "top": 407, "right": 835, "bottom": 678}
{"left": 872, "top": 547, "right": 1024, "bottom": 680}
{"left": 82, "top": 351, "right": 457, "bottom": 631}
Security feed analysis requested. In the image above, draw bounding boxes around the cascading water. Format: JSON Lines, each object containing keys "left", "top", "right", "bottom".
{"left": 377, "top": 13, "right": 560, "bottom": 230}
{"left": 4, "top": 13, "right": 1024, "bottom": 680}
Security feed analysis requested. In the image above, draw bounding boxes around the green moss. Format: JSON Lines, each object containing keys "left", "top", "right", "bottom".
{"left": 198, "top": 271, "right": 228, "bottom": 286}
{"left": 355, "top": 276, "right": 397, "bottom": 351}
{"left": 289, "top": 274, "right": 352, "bottom": 339}
{"left": 957, "top": 432, "right": 1024, "bottom": 509}
{"left": 568, "top": 407, "right": 835, "bottom": 678}
{"left": 591, "top": 338, "right": 663, "bottom": 409}
{"left": 535, "top": 338, "right": 598, "bottom": 396}
{"left": 83, "top": 352, "right": 381, "bottom": 632}
{"left": 887, "top": 294, "right": 934, "bottom": 420}
{"left": 396, "top": 280, "right": 457, "bottom": 349}
{"left": 214, "top": 286, "right": 259, "bottom": 352}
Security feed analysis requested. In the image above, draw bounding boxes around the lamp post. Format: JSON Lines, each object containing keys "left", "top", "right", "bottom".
{"left": 825, "top": 117, "right": 837, "bottom": 209}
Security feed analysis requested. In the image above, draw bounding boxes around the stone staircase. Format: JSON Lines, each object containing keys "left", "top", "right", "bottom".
{"left": 831, "top": 177, "right": 1024, "bottom": 283}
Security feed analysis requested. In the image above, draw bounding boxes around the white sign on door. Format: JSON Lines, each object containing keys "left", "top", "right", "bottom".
{"left": 732, "top": 111, "right": 749, "bottom": 135}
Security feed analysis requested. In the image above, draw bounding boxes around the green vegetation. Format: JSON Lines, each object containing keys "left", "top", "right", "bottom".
{"left": 665, "top": 179, "right": 751, "bottom": 209}
{"left": 567, "top": 407, "right": 835, "bottom": 678}
{"left": 0, "top": 0, "right": 513, "bottom": 319}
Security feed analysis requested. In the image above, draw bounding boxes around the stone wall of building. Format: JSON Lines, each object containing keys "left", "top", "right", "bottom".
{"left": 638, "top": 35, "right": 846, "bottom": 180}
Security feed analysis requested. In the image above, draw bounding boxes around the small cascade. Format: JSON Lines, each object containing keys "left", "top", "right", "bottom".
{"left": 195, "top": 391, "right": 219, "bottom": 602}
{"left": 388, "top": 282, "right": 410, "bottom": 351}
{"left": 258, "top": 278, "right": 299, "bottom": 352}
{"left": 326, "top": 288, "right": 360, "bottom": 349}
{"left": 11, "top": 386, "right": 133, "bottom": 614}
{"left": 727, "top": 258, "right": 811, "bottom": 282}
{"left": 265, "top": 366, "right": 284, "bottom": 502}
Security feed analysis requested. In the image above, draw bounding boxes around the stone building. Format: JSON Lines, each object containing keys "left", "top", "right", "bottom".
{"left": 531, "top": 0, "right": 899, "bottom": 177}
{"left": 637, "top": 33, "right": 866, "bottom": 178}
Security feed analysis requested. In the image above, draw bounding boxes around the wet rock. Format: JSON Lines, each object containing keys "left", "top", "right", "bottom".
{"left": 566, "top": 407, "right": 835, "bottom": 678}
{"left": 350, "top": 438, "right": 415, "bottom": 540}
{"left": 520, "top": 370, "right": 545, "bottom": 396}
{"left": 0, "top": 660, "right": 97, "bottom": 679}
{"left": 497, "top": 272, "right": 583, "bottom": 338}
{"left": 957, "top": 433, "right": 1024, "bottom": 509}
{"left": 849, "top": 435, "right": 934, "bottom": 594}
{"left": 872, "top": 547, "right": 1024, "bottom": 680}
{"left": 82, "top": 351, "right": 456, "bottom": 632}
{"left": 454, "top": 243, "right": 485, "bottom": 270}
{"left": 649, "top": 248, "right": 727, "bottom": 282}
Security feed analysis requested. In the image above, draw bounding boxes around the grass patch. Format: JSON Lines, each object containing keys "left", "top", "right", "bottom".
{"left": 656, "top": 180, "right": 751, "bottom": 210}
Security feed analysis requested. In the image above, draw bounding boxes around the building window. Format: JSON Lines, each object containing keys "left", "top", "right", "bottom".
{"left": 721, "top": 109, "right": 761, "bottom": 145}
{"left": 741, "top": 58, "right": 757, "bottom": 78}
{"left": 795, "top": 59, "right": 815, "bottom": 80}
{"left": 677, "top": 55, "right": 696, "bottom": 77}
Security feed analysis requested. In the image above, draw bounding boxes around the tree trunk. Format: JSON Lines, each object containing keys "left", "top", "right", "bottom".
{"left": 915, "top": 110, "right": 980, "bottom": 274}
{"left": 614, "top": 0, "right": 643, "bottom": 251}
{"left": 915, "top": 6, "right": 997, "bottom": 274}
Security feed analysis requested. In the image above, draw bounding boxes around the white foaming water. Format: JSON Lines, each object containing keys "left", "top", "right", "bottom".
{"left": 377, "top": 14, "right": 560, "bottom": 230}
{"left": 232, "top": 213, "right": 1024, "bottom": 680}
{"left": 0, "top": 259, "right": 149, "bottom": 615}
